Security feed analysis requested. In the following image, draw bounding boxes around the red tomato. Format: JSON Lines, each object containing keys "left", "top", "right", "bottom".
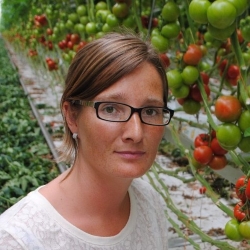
{"left": 227, "top": 64, "right": 240, "bottom": 79}
{"left": 70, "top": 33, "right": 81, "bottom": 45}
{"left": 234, "top": 202, "right": 247, "bottom": 222}
{"left": 159, "top": 53, "right": 170, "bottom": 69}
{"left": 210, "top": 137, "right": 228, "bottom": 155}
{"left": 194, "top": 133, "right": 210, "bottom": 148}
{"left": 190, "top": 83, "right": 210, "bottom": 102}
{"left": 200, "top": 72, "right": 210, "bottom": 85}
{"left": 193, "top": 145, "right": 213, "bottom": 165}
{"left": 214, "top": 95, "right": 242, "bottom": 122}
{"left": 235, "top": 176, "right": 247, "bottom": 202}
{"left": 245, "top": 179, "right": 250, "bottom": 200}
{"left": 208, "top": 155, "right": 227, "bottom": 170}
{"left": 183, "top": 44, "right": 203, "bottom": 66}
{"left": 199, "top": 186, "right": 207, "bottom": 194}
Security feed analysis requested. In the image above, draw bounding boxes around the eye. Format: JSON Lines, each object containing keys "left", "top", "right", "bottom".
{"left": 104, "top": 105, "right": 115, "bottom": 113}
{"left": 143, "top": 108, "right": 161, "bottom": 116}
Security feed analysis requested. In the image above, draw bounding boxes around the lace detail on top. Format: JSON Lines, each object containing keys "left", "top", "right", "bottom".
{"left": 0, "top": 178, "right": 168, "bottom": 249}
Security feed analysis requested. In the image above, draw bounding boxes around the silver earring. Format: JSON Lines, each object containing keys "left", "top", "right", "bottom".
{"left": 72, "top": 133, "right": 78, "bottom": 140}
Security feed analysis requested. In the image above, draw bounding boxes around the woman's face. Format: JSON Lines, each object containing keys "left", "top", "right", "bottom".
{"left": 70, "top": 62, "right": 166, "bottom": 180}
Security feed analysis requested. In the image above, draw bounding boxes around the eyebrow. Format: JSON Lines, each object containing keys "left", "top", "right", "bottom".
{"left": 96, "top": 93, "right": 165, "bottom": 106}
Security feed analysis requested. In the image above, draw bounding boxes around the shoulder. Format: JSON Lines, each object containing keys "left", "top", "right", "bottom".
{"left": 0, "top": 188, "right": 42, "bottom": 228}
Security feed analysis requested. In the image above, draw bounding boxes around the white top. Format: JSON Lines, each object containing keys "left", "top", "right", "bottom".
{"left": 0, "top": 178, "right": 168, "bottom": 249}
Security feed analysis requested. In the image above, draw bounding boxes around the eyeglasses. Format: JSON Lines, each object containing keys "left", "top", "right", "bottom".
{"left": 72, "top": 101, "right": 174, "bottom": 126}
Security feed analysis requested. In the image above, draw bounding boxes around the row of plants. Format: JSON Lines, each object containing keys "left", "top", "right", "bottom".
{"left": 1, "top": 0, "right": 250, "bottom": 248}
{"left": 0, "top": 37, "right": 59, "bottom": 213}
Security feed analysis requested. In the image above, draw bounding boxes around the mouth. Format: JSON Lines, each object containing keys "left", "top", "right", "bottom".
{"left": 115, "top": 151, "right": 146, "bottom": 160}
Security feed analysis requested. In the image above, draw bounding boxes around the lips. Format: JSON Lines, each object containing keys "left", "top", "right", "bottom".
{"left": 115, "top": 151, "right": 145, "bottom": 160}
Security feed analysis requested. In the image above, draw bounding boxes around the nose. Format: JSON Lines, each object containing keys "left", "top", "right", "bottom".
{"left": 121, "top": 112, "right": 144, "bottom": 143}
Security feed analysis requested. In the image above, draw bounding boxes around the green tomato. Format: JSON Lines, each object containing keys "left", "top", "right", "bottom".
{"left": 102, "top": 23, "right": 112, "bottom": 33}
{"left": 68, "top": 13, "right": 79, "bottom": 23}
{"left": 171, "top": 84, "right": 190, "bottom": 99}
{"left": 95, "top": 31, "right": 105, "bottom": 39}
{"left": 106, "top": 14, "right": 120, "bottom": 27}
{"left": 181, "top": 66, "right": 199, "bottom": 85}
{"left": 207, "top": 1, "right": 237, "bottom": 29}
{"left": 182, "top": 99, "right": 201, "bottom": 115}
{"left": 225, "top": 219, "right": 243, "bottom": 242}
{"left": 161, "top": 2, "right": 180, "bottom": 22}
{"left": 96, "top": 10, "right": 111, "bottom": 23}
{"left": 66, "top": 19, "right": 74, "bottom": 30}
{"left": 77, "top": 5, "right": 87, "bottom": 17}
{"left": 161, "top": 22, "right": 180, "bottom": 39}
{"left": 96, "top": 1, "right": 107, "bottom": 11}
{"left": 166, "top": 69, "right": 184, "bottom": 89}
{"left": 85, "top": 22, "right": 97, "bottom": 35}
{"left": 238, "top": 110, "right": 250, "bottom": 132}
{"left": 243, "top": 52, "right": 250, "bottom": 65}
{"left": 239, "top": 221, "right": 250, "bottom": 239}
{"left": 151, "top": 34, "right": 169, "bottom": 53}
{"left": 189, "top": 0, "right": 211, "bottom": 24}
{"left": 112, "top": 3, "right": 129, "bottom": 18}
{"left": 122, "top": 15, "right": 136, "bottom": 29}
{"left": 240, "top": 21, "right": 250, "bottom": 42}
{"left": 151, "top": 28, "right": 161, "bottom": 37}
{"left": 225, "top": 0, "right": 248, "bottom": 16}
{"left": 208, "top": 21, "right": 236, "bottom": 41}
{"left": 80, "top": 16, "right": 89, "bottom": 25}
{"left": 238, "top": 136, "right": 250, "bottom": 153}
{"left": 216, "top": 123, "right": 242, "bottom": 150}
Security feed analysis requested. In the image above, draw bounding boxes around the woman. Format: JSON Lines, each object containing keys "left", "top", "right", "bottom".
{"left": 0, "top": 31, "right": 174, "bottom": 249}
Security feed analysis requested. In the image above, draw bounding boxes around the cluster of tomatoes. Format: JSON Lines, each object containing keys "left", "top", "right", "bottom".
{"left": 240, "top": 16, "right": 250, "bottom": 42}
{"left": 151, "top": 1, "right": 180, "bottom": 54}
{"left": 189, "top": 0, "right": 248, "bottom": 41}
{"left": 167, "top": 44, "right": 211, "bottom": 115}
{"left": 217, "top": 59, "right": 241, "bottom": 86}
{"left": 193, "top": 131, "right": 228, "bottom": 170}
{"left": 224, "top": 176, "right": 250, "bottom": 241}
{"left": 27, "top": 49, "right": 38, "bottom": 58}
{"left": 45, "top": 57, "right": 58, "bottom": 71}
{"left": 214, "top": 95, "right": 250, "bottom": 153}
{"left": 33, "top": 14, "right": 47, "bottom": 28}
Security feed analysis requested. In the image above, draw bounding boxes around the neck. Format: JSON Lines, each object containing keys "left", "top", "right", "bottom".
{"left": 58, "top": 162, "right": 132, "bottom": 216}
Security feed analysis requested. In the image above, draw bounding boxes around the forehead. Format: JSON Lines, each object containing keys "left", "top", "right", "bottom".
{"left": 94, "top": 62, "right": 164, "bottom": 105}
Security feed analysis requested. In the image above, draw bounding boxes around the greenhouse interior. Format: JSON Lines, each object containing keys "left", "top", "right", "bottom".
{"left": 0, "top": 0, "right": 250, "bottom": 249}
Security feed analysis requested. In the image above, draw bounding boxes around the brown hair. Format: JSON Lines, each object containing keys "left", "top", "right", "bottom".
{"left": 58, "top": 30, "right": 168, "bottom": 165}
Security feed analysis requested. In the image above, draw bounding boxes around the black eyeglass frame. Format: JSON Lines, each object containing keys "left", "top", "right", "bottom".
{"left": 71, "top": 100, "right": 174, "bottom": 126}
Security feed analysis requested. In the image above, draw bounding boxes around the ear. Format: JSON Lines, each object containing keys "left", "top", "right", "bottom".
{"left": 62, "top": 101, "right": 78, "bottom": 133}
